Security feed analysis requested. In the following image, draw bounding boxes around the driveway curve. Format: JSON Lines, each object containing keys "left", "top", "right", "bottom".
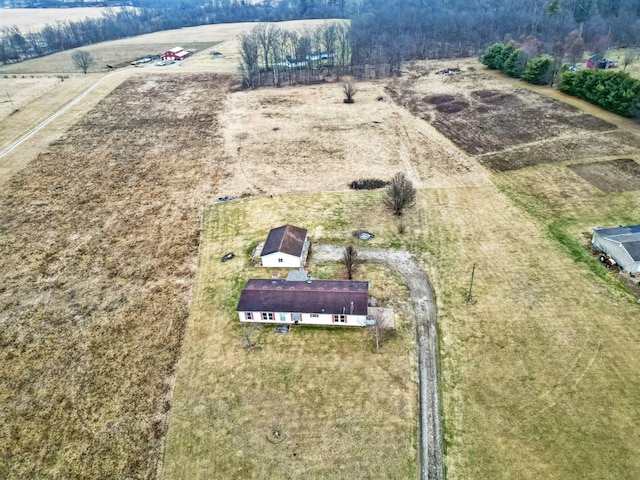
{"left": 312, "top": 244, "right": 443, "bottom": 480}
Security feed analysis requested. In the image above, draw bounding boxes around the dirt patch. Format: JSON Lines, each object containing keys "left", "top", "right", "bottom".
{"left": 479, "top": 130, "right": 640, "bottom": 172}
{"left": 568, "top": 158, "right": 640, "bottom": 192}
{"left": 435, "top": 99, "right": 469, "bottom": 114}
{"left": 470, "top": 89, "right": 516, "bottom": 106}
{"left": 424, "top": 94, "right": 456, "bottom": 105}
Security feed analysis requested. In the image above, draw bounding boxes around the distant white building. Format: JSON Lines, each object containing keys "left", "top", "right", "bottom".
{"left": 260, "top": 225, "right": 309, "bottom": 268}
{"left": 592, "top": 225, "right": 640, "bottom": 274}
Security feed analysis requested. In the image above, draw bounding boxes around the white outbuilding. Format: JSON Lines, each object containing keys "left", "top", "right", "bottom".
{"left": 592, "top": 225, "right": 640, "bottom": 274}
{"left": 260, "top": 225, "right": 309, "bottom": 268}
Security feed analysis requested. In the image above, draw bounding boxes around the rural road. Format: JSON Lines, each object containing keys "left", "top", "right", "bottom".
{"left": 312, "top": 244, "right": 444, "bottom": 480}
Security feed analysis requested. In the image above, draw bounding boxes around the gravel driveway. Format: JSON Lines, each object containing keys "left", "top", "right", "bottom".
{"left": 312, "top": 244, "right": 443, "bottom": 480}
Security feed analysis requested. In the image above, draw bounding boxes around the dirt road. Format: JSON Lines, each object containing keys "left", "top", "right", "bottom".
{"left": 312, "top": 244, "right": 443, "bottom": 480}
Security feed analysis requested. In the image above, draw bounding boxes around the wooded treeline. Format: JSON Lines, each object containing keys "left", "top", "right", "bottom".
{"left": 2, "top": 0, "right": 640, "bottom": 67}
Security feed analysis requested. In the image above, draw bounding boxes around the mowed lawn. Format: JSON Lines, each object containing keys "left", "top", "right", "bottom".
{"left": 162, "top": 193, "right": 418, "bottom": 479}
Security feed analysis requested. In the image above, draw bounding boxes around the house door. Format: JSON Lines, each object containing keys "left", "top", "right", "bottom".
{"left": 280, "top": 313, "right": 287, "bottom": 322}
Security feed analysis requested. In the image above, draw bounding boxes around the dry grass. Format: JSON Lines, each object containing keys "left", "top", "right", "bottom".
{"left": 0, "top": 7, "right": 121, "bottom": 32}
{"left": 0, "top": 73, "right": 230, "bottom": 478}
{"left": 162, "top": 193, "right": 417, "bottom": 479}
{"left": 3, "top": 44, "right": 640, "bottom": 480}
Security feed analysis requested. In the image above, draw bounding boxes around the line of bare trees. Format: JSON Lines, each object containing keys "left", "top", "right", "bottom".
{"left": 239, "top": 22, "right": 362, "bottom": 87}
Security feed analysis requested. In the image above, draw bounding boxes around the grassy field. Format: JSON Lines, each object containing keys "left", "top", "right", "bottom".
{"left": 162, "top": 194, "right": 418, "bottom": 479}
{"left": 0, "top": 7, "right": 121, "bottom": 31}
{"left": 2, "top": 26, "right": 640, "bottom": 479}
{"left": 0, "top": 73, "right": 231, "bottom": 478}
{"left": 388, "top": 60, "right": 640, "bottom": 479}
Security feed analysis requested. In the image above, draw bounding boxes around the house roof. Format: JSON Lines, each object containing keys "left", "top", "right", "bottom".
{"left": 236, "top": 279, "right": 369, "bottom": 316}
{"left": 260, "top": 225, "right": 307, "bottom": 257}
{"left": 594, "top": 225, "right": 640, "bottom": 261}
{"left": 167, "top": 47, "right": 184, "bottom": 54}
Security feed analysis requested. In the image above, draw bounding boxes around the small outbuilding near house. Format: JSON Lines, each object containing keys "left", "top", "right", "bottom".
{"left": 592, "top": 225, "right": 640, "bottom": 274}
{"left": 237, "top": 278, "right": 369, "bottom": 327}
{"left": 260, "top": 225, "right": 309, "bottom": 268}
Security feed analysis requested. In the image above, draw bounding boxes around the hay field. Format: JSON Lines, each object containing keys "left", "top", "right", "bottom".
{"left": 0, "top": 73, "right": 231, "bottom": 478}
{"left": 0, "top": 7, "right": 120, "bottom": 32}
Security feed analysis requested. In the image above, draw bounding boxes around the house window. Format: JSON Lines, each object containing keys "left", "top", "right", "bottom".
{"left": 310, "top": 313, "right": 319, "bottom": 318}
{"left": 262, "top": 312, "right": 274, "bottom": 321}
{"left": 278, "top": 258, "right": 283, "bottom": 263}
{"left": 333, "top": 314, "right": 346, "bottom": 323}
{"left": 246, "top": 312, "right": 253, "bottom": 320}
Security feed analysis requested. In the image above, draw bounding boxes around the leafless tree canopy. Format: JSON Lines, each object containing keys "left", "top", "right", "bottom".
{"left": 368, "top": 310, "right": 391, "bottom": 350}
{"left": 71, "top": 50, "right": 95, "bottom": 74}
{"left": 340, "top": 245, "right": 362, "bottom": 280}
{"left": 343, "top": 81, "right": 358, "bottom": 103}
{"left": 623, "top": 50, "right": 636, "bottom": 71}
{"left": 384, "top": 172, "right": 417, "bottom": 216}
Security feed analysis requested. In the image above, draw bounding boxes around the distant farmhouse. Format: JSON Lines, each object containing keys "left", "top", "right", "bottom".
{"left": 586, "top": 55, "right": 617, "bottom": 69}
{"left": 260, "top": 225, "right": 309, "bottom": 268}
{"left": 161, "top": 47, "right": 190, "bottom": 61}
{"left": 592, "top": 225, "right": 640, "bottom": 274}
{"left": 237, "top": 278, "right": 369, "bottom": 327}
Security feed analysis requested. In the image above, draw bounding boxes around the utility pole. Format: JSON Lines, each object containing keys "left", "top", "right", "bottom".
{"left": 466, "top": 263, "right": 476, "bottom": 303}
{"left": 4, "top": 91, "right": 17, "bottom": 112}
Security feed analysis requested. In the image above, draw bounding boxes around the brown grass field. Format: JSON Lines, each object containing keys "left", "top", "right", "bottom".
{"left": 0, "top": 7, "right": 121, "bottom": 32}
{"left": 1, "top": 24, "right": 640, "bottom": 480}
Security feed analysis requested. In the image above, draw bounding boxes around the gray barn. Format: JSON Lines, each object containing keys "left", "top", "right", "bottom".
{"left": 592, "top": 225, "right": 640, "bottom": 274}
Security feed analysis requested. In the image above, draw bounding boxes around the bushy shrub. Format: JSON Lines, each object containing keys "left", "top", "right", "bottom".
{"left": 349, "top": 179, "right": 389, "bottom": 190}
{"left": 521, "top": 57, "right": 553, "bottom": 85}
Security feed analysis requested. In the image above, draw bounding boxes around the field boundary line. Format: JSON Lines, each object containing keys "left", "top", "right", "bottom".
{"left": 0, "top": 70, "right": 128, "bottom": 160}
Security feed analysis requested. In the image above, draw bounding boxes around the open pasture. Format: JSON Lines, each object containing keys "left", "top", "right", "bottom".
{"left": 0, "top": 75, "right": 61, "bottom": 120}
{"left": 0, "top": 73, "right": 230, "bottom": 479}
{"left": 0, "top": 7, "right": 120, "bottom": 32}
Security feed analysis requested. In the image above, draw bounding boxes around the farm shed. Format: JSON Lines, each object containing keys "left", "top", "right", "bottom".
{"left": 161, "top": 47, "right": 190, "bottom": 61}
{"left": 260, "top": 225, "right": 309, "bottom": 268}
{"left": 237, "top": 278, "right": 369, "bottom": 327}
{"left": 592, "top": 225, "right": 640, "bottom": 274}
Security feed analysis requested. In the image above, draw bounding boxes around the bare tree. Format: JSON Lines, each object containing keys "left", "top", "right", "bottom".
{"left": 342, "top": 81, "right": 358, "bottom": 103}
{"left": 340, "top": 245, "right": 362, "bottom": 280}
{"left": 368, "top": 309, "right": 391, "bottom": 350}
{"left": 241, "top": 323, "right": 261, "bottom": 349}
{"left": 384, "top": 172, "right": 416, "bottom": 216}
{"left": 623, "top": 50, "right": 635, "bottom": 71}
{"left": 71, "top": 50, "right": 94, "bottom": 74}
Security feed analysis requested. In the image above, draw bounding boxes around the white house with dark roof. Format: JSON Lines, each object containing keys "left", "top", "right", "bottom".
{"left": 592, "top": 225, "right": 640, "bottom": 274}
{"left": 236, "top": 278, "right": 369, "bottom": 327}
{"left": 260, "top": 225, "right": 309, "bottom": 268}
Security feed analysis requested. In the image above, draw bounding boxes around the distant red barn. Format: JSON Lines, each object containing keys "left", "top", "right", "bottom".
{"left": 161, "top": 47, "right": 190, "bottom": 61}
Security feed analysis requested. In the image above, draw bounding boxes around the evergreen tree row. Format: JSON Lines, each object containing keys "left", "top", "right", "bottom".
{"left": 559, "top": 69, "right": 640, "bottom": 117}
{"left": 481, "top": 42, "right": 553, "bottom": 85}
